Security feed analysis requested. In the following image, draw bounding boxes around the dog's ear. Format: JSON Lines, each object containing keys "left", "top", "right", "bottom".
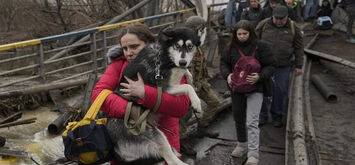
{"left": 159, "top": 27, "right": 174, "bottom": 41}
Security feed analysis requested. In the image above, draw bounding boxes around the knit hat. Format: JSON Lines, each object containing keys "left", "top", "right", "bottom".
{"left": 185, "top": 16, "right": 206, "bottom": 30}
{"left": 273, "top": 5, "right": 288, "bottom": 19}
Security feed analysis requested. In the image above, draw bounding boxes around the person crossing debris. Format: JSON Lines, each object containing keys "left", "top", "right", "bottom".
{"left": 179, "top": 16, "right": 222, "bottom": 156}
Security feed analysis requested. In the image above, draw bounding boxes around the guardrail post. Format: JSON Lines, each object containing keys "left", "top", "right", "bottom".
{"left": 102, "top": 31, "right": 108, "bottom": 68}
{"left": 90, "top": 33, "right": 98, "bottom": 73}
{"left": 38, "top": 44, "right": 45, "bottom": 80}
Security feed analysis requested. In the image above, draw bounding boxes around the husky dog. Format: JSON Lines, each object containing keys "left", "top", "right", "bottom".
{"left": 106, "top": 27, "right": 202, "bottom": 165}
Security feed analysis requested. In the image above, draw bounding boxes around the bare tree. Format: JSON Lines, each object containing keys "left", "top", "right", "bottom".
{"left": 0, "top": 0, "right": 21, "bottom": 32}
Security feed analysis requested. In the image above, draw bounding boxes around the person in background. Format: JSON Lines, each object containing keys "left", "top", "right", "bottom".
{"left": 91, "top": 23, "right": 190, "bottom": 165}
{"left": 285, "top": 0, "right": 303, "bottom": 22}
{"left": 304, "top": 0, "right": 319, "bottom": 22}
{"left": 317, "top": 0, "right": 332, "bottom": 17}
{"left": 220, "top": 20, "right": 276, "bottom": 165}
{"left": 241, "top": 0, "right": 263, "bottom": 28}
{"left": 342, "top": 0, "right": 355, "bottom": 43}
{"left": 180, "top": 16, "right": 221, "bottom": 156}
{"left": 258, "top": 0, "right": 297, "bottom": 23}
{"left": 256, "top": 6, "right": 303, "bottom": 127}
{"left": 225, "top": 0, "right": 250, "bottom": 31}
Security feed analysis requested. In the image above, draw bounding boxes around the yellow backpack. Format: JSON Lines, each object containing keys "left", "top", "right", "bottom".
{"left": 62, "top": 89, "right": 113, "bottom": 164}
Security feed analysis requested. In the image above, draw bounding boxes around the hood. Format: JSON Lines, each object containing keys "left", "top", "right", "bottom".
{"left": 106, "top": 45, "right": 124, "bottom": 63}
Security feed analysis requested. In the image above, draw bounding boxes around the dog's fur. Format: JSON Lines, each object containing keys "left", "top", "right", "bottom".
{"left": 106, "top": 27, "right": 202, "bottom": 165}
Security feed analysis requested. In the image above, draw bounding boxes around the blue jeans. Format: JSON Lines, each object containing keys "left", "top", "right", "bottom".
{"left": 270, "top": 67, "right": 291, "bottom": 119}
{"left": 303, "top": 0, "right": 319, "bottom": 19}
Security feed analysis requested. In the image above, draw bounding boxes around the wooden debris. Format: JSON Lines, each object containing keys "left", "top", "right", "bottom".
{"left": 0, "top": 147, "right": 28, "bottom": 158}
{"left": 0, "top": 111, "right": 22, "bottom": 124}
{"left": 0, "top": 77, "right": 89, "bottom": 99}
{"left": 0, "top": 117, "right": 36, "bottom": 129}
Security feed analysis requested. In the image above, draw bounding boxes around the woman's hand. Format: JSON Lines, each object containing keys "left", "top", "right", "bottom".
{"left": 120, "top": 73, "right": 145, "bottom": 100}
{"left": 246, "top": 73, "right": 260, "bottom": 84}
{"left": 227, "top": 73, "right": 233, "bottom": 88}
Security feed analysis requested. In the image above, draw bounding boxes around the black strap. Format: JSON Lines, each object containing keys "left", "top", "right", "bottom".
{"left": 237, "top": 46, "right": 258, "bottom": 57}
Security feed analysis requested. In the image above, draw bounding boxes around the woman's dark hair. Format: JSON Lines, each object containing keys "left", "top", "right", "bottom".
{"left": 226, "top": 20, "right": 258, "bottom": 55}
{"left": 117, "top": 23, "right": 156, "bottom": 44}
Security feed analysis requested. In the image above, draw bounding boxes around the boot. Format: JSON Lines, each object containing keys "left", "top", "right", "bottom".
{"left": 231, "top": 142, "right": 247, "bottom": 158}
{"left": 246, "top": 151, "right": 259, "bottom": 165}
{"left": 246, "top": 156, "right": 259, "bottom": 165}
{"left": 195, "top": 126, "right": 219, "bottom": 138}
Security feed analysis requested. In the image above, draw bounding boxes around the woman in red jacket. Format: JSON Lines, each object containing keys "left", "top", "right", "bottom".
{"left": 91, "top": 23, "right": 190, "bottom": 164}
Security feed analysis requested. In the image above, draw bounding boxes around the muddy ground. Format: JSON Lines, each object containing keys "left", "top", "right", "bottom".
{"left": 306, "top": 31, "right": 355, "bottom": 165}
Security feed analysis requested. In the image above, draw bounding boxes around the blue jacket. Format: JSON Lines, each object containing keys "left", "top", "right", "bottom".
{"left": 225, "top": 0, "right": 249, "bottom": 29}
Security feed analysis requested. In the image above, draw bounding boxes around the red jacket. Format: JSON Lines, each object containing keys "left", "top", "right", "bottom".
{"left": 91, "top": 57, "right": 190, "bottom": 164}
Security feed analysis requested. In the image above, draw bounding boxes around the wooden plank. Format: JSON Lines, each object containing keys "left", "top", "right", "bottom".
{"left": 0, "top": 112, "right": 22, "bottom": 124}
{"left": 0, "top": 117, "right": 36, "bottom": 129}
{"left": 0, "top": 77, "right": 88, "bottom": 99}
{"left": 304, "top": 48, "right": 355, "bottom": 69}
{"left": 0, "top": 148, "right": 28, "bottom": 158}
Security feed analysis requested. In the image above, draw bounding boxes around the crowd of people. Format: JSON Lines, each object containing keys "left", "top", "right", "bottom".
{"left": 89, "top": 0, "right": 355, "bottom": 165}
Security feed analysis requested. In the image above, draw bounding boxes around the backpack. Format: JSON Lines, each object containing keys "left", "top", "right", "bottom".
{"left": 231, "top": 46, "right": 261, "bottom": 93}
{"left": 62, "top": 89, "right": 113, "bottom": 164}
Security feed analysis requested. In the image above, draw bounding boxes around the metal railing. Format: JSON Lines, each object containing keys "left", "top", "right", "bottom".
{"left": 0, "top": 3, "right": 227, "bottom": 89}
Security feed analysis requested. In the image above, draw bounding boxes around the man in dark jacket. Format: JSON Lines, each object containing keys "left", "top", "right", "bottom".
{"left": 256, "top": 6, "right": 303, "bottom": 127}
{"left": 258, "top": 0, "right": 297, "bottom": 23}
{"left": 241, "top": 0, "right": 262, "bottom": 27}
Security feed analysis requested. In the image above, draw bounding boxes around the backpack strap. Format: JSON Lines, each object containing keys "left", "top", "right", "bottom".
{"left": 237, "top": 46, "right": 258, "bottom": 57}
{"left": 290, "top": 19, "right": 295, "bottom": 37}
{"left": 84, "top": 89, "right": 113, "bottom": 120}
{"left": 123, "top": 86, "right": 163, "bottom": 136}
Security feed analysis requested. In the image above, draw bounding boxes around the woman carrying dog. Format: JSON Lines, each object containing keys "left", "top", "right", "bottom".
{"left": 220, "top": 20, "right": 276, "bottom": 165}
{"left": 91, "top": 23, "right": 190, "bottom": 164}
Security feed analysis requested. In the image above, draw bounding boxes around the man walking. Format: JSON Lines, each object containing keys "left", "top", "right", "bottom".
{"left": 256, "top": 6, "right": 303, "bottom": 127}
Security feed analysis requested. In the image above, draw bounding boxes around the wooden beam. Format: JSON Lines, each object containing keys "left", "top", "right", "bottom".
{"left": 304, "top": 48, "right": 355, "bottom": 69}
{"left": 0, "top": 77, "right": 88, "bottom": 99}
{"left": 0, "top": 111, "right": 22, "bottom": 124}
{"left": 0, "top": 117, "right": 36, "bottom": 129}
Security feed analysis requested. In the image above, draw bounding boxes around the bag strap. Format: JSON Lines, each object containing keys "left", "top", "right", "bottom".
{"left": 84, "top": 89, "right": 113, "bottom": 120}
{"left": 237, "top": 46, "right": 258, "bottom": 57}
{"left": 290, "top": 20, "right": 295, "bottom": 37}
{"left": 124, "top": 86, "right": 163, "bottom": 135}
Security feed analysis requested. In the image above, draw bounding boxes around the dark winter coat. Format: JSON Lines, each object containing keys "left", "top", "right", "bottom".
{"left": 220, "top": 41, "right": 277, "bottom": 94}
{"left": 255, "top": 18, "right": 304, "bottom": 68}
{"left": 241, "top": 6, "right": 262, "bottom": 27}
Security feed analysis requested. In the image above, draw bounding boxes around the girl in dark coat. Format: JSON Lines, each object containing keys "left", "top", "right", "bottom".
{"left": 220, "top": 20, "right": 276, "bottom": 165}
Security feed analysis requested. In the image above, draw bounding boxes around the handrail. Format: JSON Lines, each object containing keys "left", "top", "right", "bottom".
{"left": 0, "top": 2, "right": 227, "bottom": 89}
{"left": 0, "top": 3, "right": 227, "bottom": 52}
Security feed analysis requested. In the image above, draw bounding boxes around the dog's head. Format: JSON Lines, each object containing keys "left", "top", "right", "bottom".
{"left": 158, "top": 27, "right": 200, "bottom": 68}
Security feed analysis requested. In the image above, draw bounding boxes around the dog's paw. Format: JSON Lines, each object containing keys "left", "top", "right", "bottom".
{"left": 191, "top": 98, "right": 202, "bottom": 114}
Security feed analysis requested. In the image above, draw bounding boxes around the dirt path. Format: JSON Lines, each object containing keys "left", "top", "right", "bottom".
{"left": 308, "top": 31, "right": 355, "bottom": 165}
